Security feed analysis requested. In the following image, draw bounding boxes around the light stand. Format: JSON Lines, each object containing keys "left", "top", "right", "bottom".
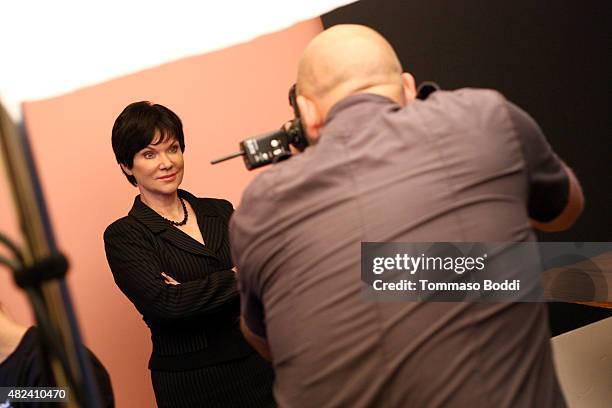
{"left": 0, "top": 102, "right": 102, "bottom": 408}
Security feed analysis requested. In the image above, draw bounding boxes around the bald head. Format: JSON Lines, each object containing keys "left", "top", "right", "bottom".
{"left": 297, "top": 25, "right": 410, "bottom": 112}
{"left": 294, "top": 25, "right": 416, "bottom": 144}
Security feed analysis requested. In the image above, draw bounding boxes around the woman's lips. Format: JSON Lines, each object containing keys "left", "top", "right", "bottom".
{"left": 158, "top": 173, "right": 177, "bottom": 181}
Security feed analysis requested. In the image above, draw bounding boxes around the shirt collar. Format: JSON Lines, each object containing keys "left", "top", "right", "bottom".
{"left": 325, "top": 92, "right": 398, "bottom": 125}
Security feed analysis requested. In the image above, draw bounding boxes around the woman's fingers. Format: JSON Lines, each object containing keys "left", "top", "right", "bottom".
{"left": 161, "top": 272, "right": 180, "bottom": 285}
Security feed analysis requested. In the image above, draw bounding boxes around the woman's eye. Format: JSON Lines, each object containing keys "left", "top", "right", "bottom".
{"left": 143, "top": 152, "right": 155, "bottom": 159}
{"left": 169, "top": 145, "right": 179, "bottom": 153}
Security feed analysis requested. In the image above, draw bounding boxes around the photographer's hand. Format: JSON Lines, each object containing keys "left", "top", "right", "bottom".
{"left": 283, "top": 121, "right": 304, "bottom": 156}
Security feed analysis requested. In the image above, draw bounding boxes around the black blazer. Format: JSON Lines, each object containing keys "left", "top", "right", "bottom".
{"left": 104, "top": 189, "right": 253, "bottom": 371}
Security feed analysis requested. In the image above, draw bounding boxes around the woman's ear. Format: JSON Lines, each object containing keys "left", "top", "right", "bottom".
{"left": 120, "top": 163, "right": 133, "bottom": 176}
{"left": 296, "top": 95, "right": 323, "bottom": 143}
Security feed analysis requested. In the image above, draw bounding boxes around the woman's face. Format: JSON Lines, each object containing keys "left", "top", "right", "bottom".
{"left": 123, "top": 131, "right": 184, "bottom": 199}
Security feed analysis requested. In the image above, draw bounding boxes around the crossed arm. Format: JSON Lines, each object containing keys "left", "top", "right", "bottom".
{"left": 104, "top": 222, "right": 238, "bottom": 323}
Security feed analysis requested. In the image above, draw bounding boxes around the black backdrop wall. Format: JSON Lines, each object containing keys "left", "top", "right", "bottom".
{"left": 322, "top": 0, "right": 611, "bottom": 335}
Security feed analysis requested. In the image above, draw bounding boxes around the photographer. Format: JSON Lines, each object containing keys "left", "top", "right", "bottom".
{"left": 230, "top": 24, "right": 583, "bottom": 407}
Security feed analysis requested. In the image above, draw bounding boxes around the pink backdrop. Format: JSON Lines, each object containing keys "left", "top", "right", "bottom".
{"left": 0, "top": 19, "right": 322, "bottom": 407}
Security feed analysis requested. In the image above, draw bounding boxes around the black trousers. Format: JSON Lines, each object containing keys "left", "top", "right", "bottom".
{"left": 151, "top": 352, "right": 275, "bottom": 408}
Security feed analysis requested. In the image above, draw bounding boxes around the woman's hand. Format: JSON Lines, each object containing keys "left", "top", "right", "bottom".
{"left": 161, "top": 272, "right": 180, "bottom": 285}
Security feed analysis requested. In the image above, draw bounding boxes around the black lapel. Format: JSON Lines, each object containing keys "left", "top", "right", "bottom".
{"left": 128, "top": 195, "right": 167, "bottom": 233}
{"left": 183, "top": 192, "right": 226, "bottom": 255}
{"left": 128, "top": 192, "right": 217, "bottom": 258}
{"left": 160, "top": 226, "right": 214, "bottom": 257}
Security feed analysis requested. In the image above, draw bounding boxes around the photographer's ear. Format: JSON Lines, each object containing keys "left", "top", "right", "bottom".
{"left": 401, "top": 72, "right": 417, "bottom": 106}
{"left": 297, "top": 95, "right": 323, "bottom": 143}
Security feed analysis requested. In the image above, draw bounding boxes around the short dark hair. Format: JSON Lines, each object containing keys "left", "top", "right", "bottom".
{"left": 111, "top": 101, "right": 185, "bottom": 186}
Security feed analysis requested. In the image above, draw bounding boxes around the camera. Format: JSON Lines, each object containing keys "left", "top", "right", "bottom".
{"left": 210, "top": 84, "right": 308, "bottom": 170}
{"left": 211, "top": 82, "right": 439, "bottom": 170}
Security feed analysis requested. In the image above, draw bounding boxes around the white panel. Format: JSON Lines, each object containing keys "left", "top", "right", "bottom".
{"left": 0, "top": 0, "right": 357, "bottom": 121}
{"left": 552, "top": 316, "right": 612, "bottom": 407}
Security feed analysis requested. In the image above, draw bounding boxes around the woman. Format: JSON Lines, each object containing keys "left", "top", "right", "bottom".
{"left": 104, "top": 101, "right": 275, "bottom": 407}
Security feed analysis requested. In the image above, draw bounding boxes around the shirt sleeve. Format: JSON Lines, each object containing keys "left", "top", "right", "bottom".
{"left": 103, "top": 221, "right": 238, "bottom": 324}
{"left": 506, "top": 101, "right": 569, "bottom": 222}
{"left": 229, "top": 176, "right": 275, "bottom": 340}
{"left": 236, "top": 274, "right": 267, "bottom": 339}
